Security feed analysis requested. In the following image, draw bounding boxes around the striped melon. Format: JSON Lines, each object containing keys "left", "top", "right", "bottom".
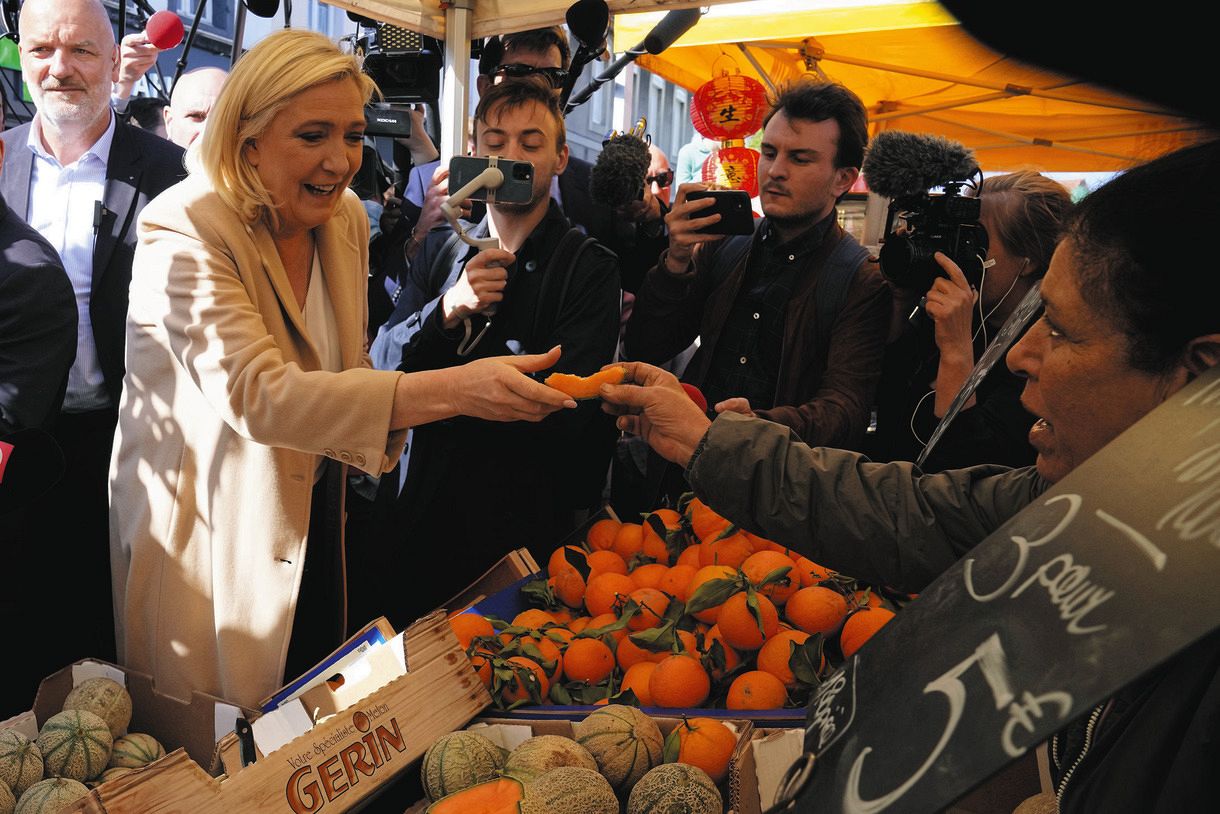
{"left": 421, "top": 730, "right": 506, "bottom": 802}
{"left": 61, "top": 678, "right": 131, "bottom": 740}
{"left": 520, "top": 766, "right": 618, "bottom": 814}
{"left": 107, "top": 734, "right": 164, "bottom": 769}
{"left": 95, "top": 766, "right": 135, "bottom": 785}
{"left": 627, "top": 762, "right": 723, "bottom": 814}
{"left": 0, "top": 730, "right": 43, "bottom": 796}
{"left": 503, "top": 735, "right": 597, "bottom": 786}
{"left": 573, "top": 705, "right": 663, "bottom": 794}
{"left": 1, "top": 779, "right": 14, "bottom": 814}
{"left": 36, "top": 711, "right": 111, "bottom": 782}
{"left": 13, "top": 778, "right": 89, "bottom": 814}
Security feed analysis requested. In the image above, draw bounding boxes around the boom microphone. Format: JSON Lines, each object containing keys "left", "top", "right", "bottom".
{"left": 0, "top": 428, "right": 65, "bottom": 517}
{"left": 861, "top": 131, "right": 979, "bottom": 200}
{"left": 590, "top": 130, "right": 651, "bottom": 209}
{"left": 565, "top": 0, "right": 610, "bottom": 50}
{"left": 643, "top": 7, "right": 701, "bottom": 54}
{"left": 145, "top": 10, "right": 185, "bottom": 50}
{"left": 240, "top": 0, "right": 280, "bottom": 19}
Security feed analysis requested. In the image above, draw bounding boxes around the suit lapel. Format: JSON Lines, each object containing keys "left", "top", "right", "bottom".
{"left": 247, "top": 222, "right": 321, "bottom": 371}
{"left": 0, "top": 127, "right": 34, "bottom": 220}
{"left": 95, "top": 122, "right": 140, "bottom": 291}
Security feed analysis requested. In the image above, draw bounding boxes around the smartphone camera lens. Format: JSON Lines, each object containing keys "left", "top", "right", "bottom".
{"left": 513, "top": 164, "right": 533, "bottom": 181}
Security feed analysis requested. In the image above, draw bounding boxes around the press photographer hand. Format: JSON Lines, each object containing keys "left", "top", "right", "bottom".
{"left": 441, "top": 248, "right": 515, "bottom": 329}
{"left": 925, "top": 251, "right": 979, "bottom": 415}
{"left": 663, "top": 183, "right": 724, "bottom": 275}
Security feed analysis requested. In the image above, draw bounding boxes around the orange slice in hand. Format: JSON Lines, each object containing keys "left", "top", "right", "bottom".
{"left": 543, "top": 365, "right": 627, "bottom": 400}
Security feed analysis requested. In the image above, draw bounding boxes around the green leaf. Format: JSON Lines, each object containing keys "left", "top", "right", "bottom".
{"left": 790, "top": 636, "right": 825, "bottom": 687}
{"left": 685, "top": 577, "right": 742, "bottom": 616}
{"left": 550, "top": 683, "right": 574, "bottom": 705}
{"left": 629, "top": 619, "right": 677, "bottom": 651}
{"left": 745, "top": 590, "right": 765, "bottom": 636}
{"left": 614, "top": 688, "right": 641, "bottom": 707}
{"left": 519, "top": 577, "right": 558, "bottom": 610}
{"left": 710, "top": 523, "right": 741, "bottom": 543}
{"left": 663, "top": 723, "right": 684, "bottom": 763}
{"left": 755, "top": 565, "right": 794, "bottom": 590}
{"left": 579, "top": 615, "right": 631, "bottom": 641}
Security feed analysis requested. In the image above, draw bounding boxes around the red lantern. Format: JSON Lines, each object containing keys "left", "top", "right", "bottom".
{"left": 691, "top": 72, "right": 768, "bottom": 141}
{"left": 701, "top": 145, "right": 760, "bottom": 197}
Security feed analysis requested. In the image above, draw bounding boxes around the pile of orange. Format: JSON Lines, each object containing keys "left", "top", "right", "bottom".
{"left": 450, "top": 498, "right": 903, "bottom": 712}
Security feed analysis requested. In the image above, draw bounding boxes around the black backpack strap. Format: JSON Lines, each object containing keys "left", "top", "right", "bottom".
{"left": 814, "top": 230, "right": 871, "bottom": 347}
{"left": 531, "top": 227, "right": 601, "bottom": 349}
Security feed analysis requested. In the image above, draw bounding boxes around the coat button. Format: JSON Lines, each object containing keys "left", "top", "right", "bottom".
{"left": 739, "top": 356, "right": 748, "bottom": 364}
{"left": 356, "top": 454, "right": 367, "bottom": 465}
{"left": 323, "top": 448, "right": 335, "bottom": 457}
{"left": 340, "top": 451, "right": 352, "bottom": 462}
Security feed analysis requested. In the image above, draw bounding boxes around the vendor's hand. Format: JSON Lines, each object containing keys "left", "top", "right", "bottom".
{"left": 714, "top": 397, "right": 753, "bottom": 416}
{"left": 600, "top": 361, "right": 713, "bottom": 468}
{"left": 663, "top": 183, "right": 724, "bottom": 276}
{"left": 441, "top": 248, "right": 515, "bottom": 328}
{"left": 115, "top": 33, "right": 160, "bottom": 101}
{"left": 924, "top": 252, "right": 977, "bottom": 361}
{"left": 452, "top": 346, "right": 576, "bottom": 422}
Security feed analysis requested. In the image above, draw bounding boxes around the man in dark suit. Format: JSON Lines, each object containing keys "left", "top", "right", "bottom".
{"left": 0, "top": 139, "right": 76, "bottom": 436}
{"left": 0, "top": 0, "right": 185, "bottom": 695}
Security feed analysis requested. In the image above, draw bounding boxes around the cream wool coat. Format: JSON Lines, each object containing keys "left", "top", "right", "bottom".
{"left": 110, "top": 175, "right": 407, "bottom": 708}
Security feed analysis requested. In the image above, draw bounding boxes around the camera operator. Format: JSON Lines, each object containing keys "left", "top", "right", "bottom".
{"left": 865, "top": 171, "right": 1072, "bottom": 471}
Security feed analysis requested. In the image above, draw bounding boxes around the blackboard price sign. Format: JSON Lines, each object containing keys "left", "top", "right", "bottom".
{"left": 791, "top": 365, "right": 1220, "bottom": 813}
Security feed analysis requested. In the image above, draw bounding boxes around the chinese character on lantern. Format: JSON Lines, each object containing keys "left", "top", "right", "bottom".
{"left": 691, "top": 69, "right": 767, "bottom": 196}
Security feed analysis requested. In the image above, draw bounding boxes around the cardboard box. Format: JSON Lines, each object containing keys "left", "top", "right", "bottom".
{"left": 405, "top": 714, "right": 756, "bottom": 813}
{"left": 1, "top": 658, "right": 254, "bottom": 777}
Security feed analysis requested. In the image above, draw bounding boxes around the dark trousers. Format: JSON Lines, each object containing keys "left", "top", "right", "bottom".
{"left": 1, "top": 408, "right": 117, "bottom": 716}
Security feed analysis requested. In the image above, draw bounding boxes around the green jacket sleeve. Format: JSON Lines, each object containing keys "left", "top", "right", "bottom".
{"left": 686, "top": 412, "right": 1048, "bottom": 592}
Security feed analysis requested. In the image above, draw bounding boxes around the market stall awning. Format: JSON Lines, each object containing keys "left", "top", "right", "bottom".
{"left": 613, "top": 1, "right": 1210, "bottom": 171}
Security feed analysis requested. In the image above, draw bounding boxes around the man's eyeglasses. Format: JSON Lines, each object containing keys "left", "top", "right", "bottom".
{"left": 494, "top": 63, "right": 569, "bottom": 89}
{"left": 645, "top": 170, "right": 674, "bottom": 188}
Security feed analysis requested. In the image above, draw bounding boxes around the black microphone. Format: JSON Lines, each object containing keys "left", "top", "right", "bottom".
{"left": 564, "top": 8, "right": 703, "bottom": 114}
{"left": 2, "top": 0, "right": 20, "bottom": 39}
{"left": 591, "top": 131, "right": 651, "bottom": 208}
{"left": 565, "top": 0, "right": 609, "bottom": 50}
{"left": 0, "top": 428, "right": 66, "bottom": 517}
{"left": 241, "top": 0, "right": 279, "bottom": 18}
{"left": 643, "top": 7, "right": 701, "bottom": 54}
{"left": 861, "top": 130, "right": 979, "bottom": 200}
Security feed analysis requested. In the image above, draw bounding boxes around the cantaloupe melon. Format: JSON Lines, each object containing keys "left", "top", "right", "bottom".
{"left": 92, "top": 766, "right": 135, "bottom": 787}
{"left": 543, "top": 366, "right": 627, "bottom": 399}
{"left": 421, "top": 730, "right": 506, "bottom": 802}
{"left": 61, "top": 678, "right": 131, "bottom": 739}
{"left": 1, "top": 779, "right": 14, "bottom": 814}
{"left": 572, "top": 704, "right": 663, "bottom": 794}
{"left": 0, "top": 730, "right": 43, "bottom": 796}
{"left": 424, "top": 776, "right": 523, "bottom": 814}
{"left": 520, "top": 766, "right": 618, "bottom": 814}
{"left": 106, "top": 733, "right": 163, "bottom": 769}
{"left": 502, "top": 735, "right": 597, "bottom": 785}
{"left": 37, "top": 710, "right": 111, "bottom": 782}
{"left": 626, "top": 762, "right": 723, "bottom": 814}
{"left": 14, "top": 777, "right": 89, "bottom": 814}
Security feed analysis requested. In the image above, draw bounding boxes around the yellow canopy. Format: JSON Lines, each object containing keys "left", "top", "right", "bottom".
{"left": 614, "top": 1, "right": 1210, "bottom": 171}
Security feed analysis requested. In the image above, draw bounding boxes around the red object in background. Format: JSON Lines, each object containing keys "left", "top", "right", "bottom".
{"left": 701, "top": 145, "right": 761, "bottom": 197}
{"left": 681, "top": 383, "right": 708, "bottom": 413}
{"left": 691, "top": 72, "right": 768, "bottom": 141}
{"left": 146, "top": 10, "right": 185, "bottom": 50}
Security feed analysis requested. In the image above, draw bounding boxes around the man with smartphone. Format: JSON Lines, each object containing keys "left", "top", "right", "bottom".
{"left": 622, "top": 81, "right": 891, "bottom": 508}
{"left": 372, "top": 79, "right": 622, "bottom": 626}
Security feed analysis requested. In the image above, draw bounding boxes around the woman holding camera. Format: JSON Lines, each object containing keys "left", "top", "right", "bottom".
{"left": 865, "top": 171, "right": 1072, "bottom": 471}
{"left": 109, "top": 30, "right": 576, "bottom": 709}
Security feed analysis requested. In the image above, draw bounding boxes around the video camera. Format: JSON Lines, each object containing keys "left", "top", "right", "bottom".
{"left": 349, "top": 19, "right": 442, "bottom": 139}
{"left": 862, "top": 131, "right": 988, "bottom": 294}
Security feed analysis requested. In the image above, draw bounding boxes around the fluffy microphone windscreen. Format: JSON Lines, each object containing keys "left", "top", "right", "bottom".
{"left": 861, "top": 131, "right": 978, "bottom": 200}
{"left": 590, "top": 132, "right": 651, "bottom": 208}
{"left": 145, "top": 10, "right": 185, "bottom": 50}
{"left": 565, "top": 0, "right": 610, "bottom": 48}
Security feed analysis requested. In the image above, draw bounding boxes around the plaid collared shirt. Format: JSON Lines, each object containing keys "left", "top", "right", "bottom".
{"left": 703, "top": 213, "right": 835, "bottom": 410}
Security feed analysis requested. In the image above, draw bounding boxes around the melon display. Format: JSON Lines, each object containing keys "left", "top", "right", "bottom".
{"left": 0, "top": 779, "right": 14, "bottom": 814}
{"left": 36, "top": 710, "right": 112, "bottom": 782}
{"left": 627, "top": 762, "right": 723, "bottom": 814}
{"left": 61, "top": 678, "right": 132, "bottom": 740}
{"left": 13, "top": 778, "right": 89, "bottom": 814}
{"left": 520, "top": 766, "right": 618, "bottom": 814}
{"left": 420, "top": 730, "right": 506, "bottom": 802}
{"left": 572, "top": 705, "right": 664, "bottom": 794}
{"left": 502, "top": 735, "right": 597, "bottom": 785}
{"left": 94, "top": 766, "right": 135, "bottom": 785}
{"left": 424, "top": 776, "right": 523, "bottom": 814}
{"left": 106, "top": 733, "right": 164, "bottom": 769}
{"left": 0, "top": 730, "right": 43, "bottom": 797}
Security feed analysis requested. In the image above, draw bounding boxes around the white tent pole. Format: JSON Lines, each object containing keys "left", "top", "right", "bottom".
{"left": 441, "top": 0, "right": 474, "bottom": 162}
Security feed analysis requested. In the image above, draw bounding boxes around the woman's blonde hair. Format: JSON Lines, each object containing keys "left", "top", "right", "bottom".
{"left": 196, "top": 29, "right": 378, "bottom": 226}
